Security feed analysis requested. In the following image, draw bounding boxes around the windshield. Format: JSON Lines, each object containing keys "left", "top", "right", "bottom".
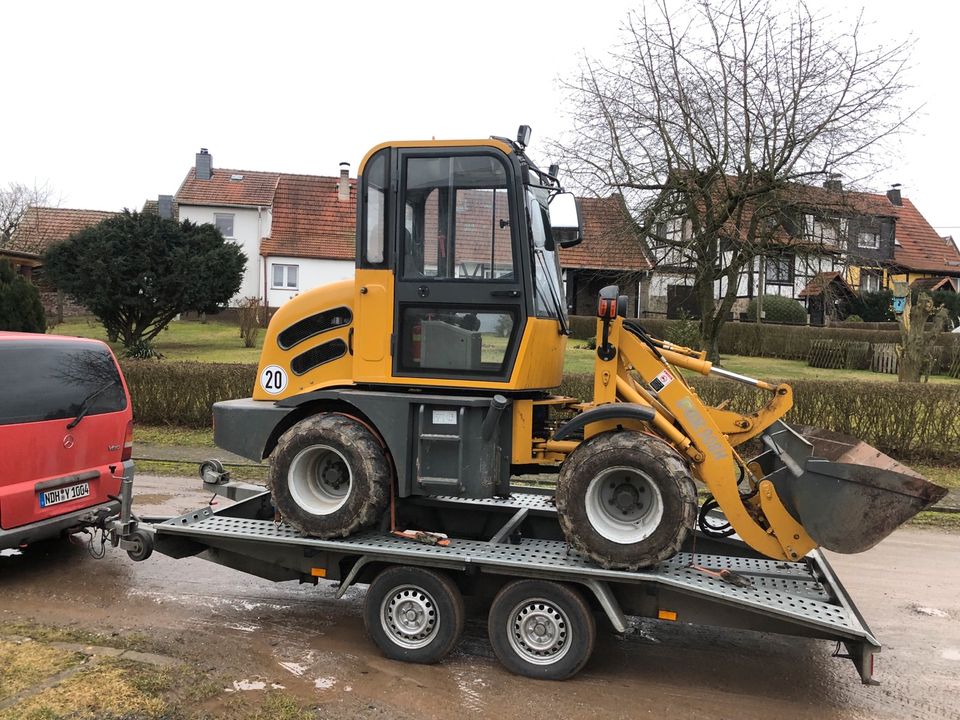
{"left": 527, "top": 188, "right": 568, "bottom": 328}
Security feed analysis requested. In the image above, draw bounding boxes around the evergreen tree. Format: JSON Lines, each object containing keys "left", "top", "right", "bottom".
{"left": 0, "top": 260, "right": 46, "bottom": 332}
{"left": 43, "top": 211, "right": 245, "bottom": 349}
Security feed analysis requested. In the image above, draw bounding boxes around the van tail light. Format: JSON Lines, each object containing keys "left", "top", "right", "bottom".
{"left": 121, "top": 420, "right": 134, "bottom": 461}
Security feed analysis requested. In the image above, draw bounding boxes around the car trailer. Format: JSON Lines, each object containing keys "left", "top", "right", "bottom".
{"left": 115, "top": 478, "right": 880, "bottom": 683}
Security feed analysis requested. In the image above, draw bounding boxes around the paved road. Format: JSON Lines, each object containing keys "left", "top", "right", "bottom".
{"left": 1, "top": 474, "right": 958, "bottom": 720}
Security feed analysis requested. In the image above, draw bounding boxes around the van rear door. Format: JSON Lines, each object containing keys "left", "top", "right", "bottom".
{"left": 0, "top": 338, "right": 130, "bottom": 530}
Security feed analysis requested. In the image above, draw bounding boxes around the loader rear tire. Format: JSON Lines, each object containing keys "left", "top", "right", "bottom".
{"left": 556, "top": 431, "right": 696, "bottom": 570}
{"left": 269, "top": 414, "right": 390, "bottom": 538}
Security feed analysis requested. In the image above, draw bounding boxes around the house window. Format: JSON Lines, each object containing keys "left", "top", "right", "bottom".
{"left": 272, "top": 263, "right": 299, "bottom": 289}
{"left": 857, "top": 232, "right": 880, "bottom": 250}
{"left": 765, "top": 254, "right": 793, "bottom": 284}
{"left": 860, "top": 271, "right": 882, "bottom": 293}
{"left": 215, "top": 213, "right": 235, "bottom": 238}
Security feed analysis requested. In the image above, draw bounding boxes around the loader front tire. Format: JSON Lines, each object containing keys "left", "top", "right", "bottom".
{"left": 270, "top": 414, "right": 390, "bottom": 538}
{"left": 556, "top": 431, "right": 696, "bottom": 570}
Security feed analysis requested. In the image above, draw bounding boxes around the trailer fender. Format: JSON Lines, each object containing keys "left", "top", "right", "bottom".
{"left": 577, "top": 578, "right": 629, "bottom": 633}
{"left": 552, "top": 404, "right": 656, "bottom": 442}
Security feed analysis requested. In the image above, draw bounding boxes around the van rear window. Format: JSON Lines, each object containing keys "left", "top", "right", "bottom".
{"left": 0, "top": 340, "right": 127, "bottom": 426}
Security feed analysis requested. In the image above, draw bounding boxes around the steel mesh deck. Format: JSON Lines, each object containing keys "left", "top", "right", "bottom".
{"left": 158, "top": 494, "right": 871, "bottom": 641}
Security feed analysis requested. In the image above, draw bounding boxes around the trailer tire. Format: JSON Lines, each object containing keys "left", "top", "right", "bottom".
{"left": 270, "top": 414, "right": 390, "bottom": 538}
{"left": 488, "top": 579, "right": 595, "bottom": 680}
{"left": 364, "top": 566, "right": 465, "bottom": 664}
{"left": 556, "top": 430, "right": 696, "bottom": 570}
{"left": 125, "top": 528, "right": 154, "bottom": 562}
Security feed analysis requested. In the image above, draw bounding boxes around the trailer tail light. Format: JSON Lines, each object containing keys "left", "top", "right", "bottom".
{"left": 121, "top": 420, "right": 134, "bottom": 461}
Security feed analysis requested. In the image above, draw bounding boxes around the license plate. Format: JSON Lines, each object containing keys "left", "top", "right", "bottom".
{"left": 39, "top": 482, "right": 90, "bottom": 508}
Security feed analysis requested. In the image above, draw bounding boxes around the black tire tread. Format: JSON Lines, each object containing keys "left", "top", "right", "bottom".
{"left": 269, "top": 413, "right": 390, "bottom": 538}
{"left": 556, "top": 431, "right": 697, "bottom": 570}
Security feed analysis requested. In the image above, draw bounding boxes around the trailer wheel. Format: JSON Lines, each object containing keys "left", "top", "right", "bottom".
{"left": 125, "top": 528, "right": 154, "bottom": 562}
{"left": 364, "top": 566, "right": 465, "bottom": 664}
{"left": 488, "top": 579, "right": 595, "bottom": 680}
{"left": 556, "top": 431, "right": 696, "bottom": 570}
{"left": 270, "top": 414, "right": 390, "bottom": 538}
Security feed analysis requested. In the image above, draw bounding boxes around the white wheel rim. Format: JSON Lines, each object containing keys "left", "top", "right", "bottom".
{"left": 584, "top": 466, "right": 664, "bottom": 544}
{"left": 506, "top": 598, "right": 571, "bottom": 665}
{"left": 380, "top": 585, "right": 439, "bottom": 649}
{"left": 287, "top": 444, "right": 352, "bottom": 515}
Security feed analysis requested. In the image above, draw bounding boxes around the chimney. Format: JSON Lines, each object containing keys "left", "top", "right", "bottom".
{"left": 196, "top": 148, "right": 213, "bottom": 180}
{"left": 886, "top": 183, "right": 902, "bottom": 206}
{"left": 338, "top": 162, "right": 350, "bottom": 202}
{"left": 158, "top": 194, "right": 173, "bottom": 219}
{"left": 823, "top": 173, "right": 842, "bottom": 192}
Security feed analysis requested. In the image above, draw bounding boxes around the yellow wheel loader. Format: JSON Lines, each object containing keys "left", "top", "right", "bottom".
{"left": 214, "top": 127, "right": 946, "bottom": 571}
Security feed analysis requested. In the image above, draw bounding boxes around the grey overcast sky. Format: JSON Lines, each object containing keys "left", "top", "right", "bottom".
{"left": 2, "top": 1, "right": 957, "bottom": 235}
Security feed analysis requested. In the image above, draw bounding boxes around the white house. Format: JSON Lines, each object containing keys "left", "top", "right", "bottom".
{"left": 175, "top": 149, "right": 355, "bottom": 309}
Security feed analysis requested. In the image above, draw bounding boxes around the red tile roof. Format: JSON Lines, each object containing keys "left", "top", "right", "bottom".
{"left": 884, "top": 197, "right": 960, "bottom": 274}
{"left": 5, "top": 206, "right": 118, "bottom": 258}
{"left": 260, "top": 175, "right": 356, "bottom": 261}
{"left": 176, "top": 167, "right": 279, "bottom": 208}
{"left": 560, "top": 196, "right": 651, "bottom": 272}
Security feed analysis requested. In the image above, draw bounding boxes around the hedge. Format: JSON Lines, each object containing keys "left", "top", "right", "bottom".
{"left": 121, "top": 360, "right": 960, "bottom": 463}
{"left": 560, "top": 373, "right": 960, "bottom": 463}
{"left": 568, "top": 315, "right": 960, "bottom": 372}
{"left": 121, "top": 361, "right": 256, "bottom": 428}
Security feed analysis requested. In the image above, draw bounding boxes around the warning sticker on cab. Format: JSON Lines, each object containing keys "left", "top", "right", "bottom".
{"left": 650, "top": 369, "right": 674, "bottom": 392}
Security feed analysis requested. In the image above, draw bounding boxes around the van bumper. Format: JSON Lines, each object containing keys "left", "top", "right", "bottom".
{"left": 0, "top": 460, "right": 132, "bottom": 550}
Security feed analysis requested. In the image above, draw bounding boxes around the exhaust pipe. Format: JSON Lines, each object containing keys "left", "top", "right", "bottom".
{"left": 755, "top": 422, "right": 947, "bottom": 554}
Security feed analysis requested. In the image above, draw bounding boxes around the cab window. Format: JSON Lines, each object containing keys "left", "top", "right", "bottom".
{"left": 362, "top": 150, "right": 387, "bottom": 265}
{"left": 401, "top": 156, "right": 514, "bottom": 280}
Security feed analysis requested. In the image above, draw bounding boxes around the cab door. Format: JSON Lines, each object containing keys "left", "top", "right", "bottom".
{"left": 392, "top": 148, "right": 527, "bottom": 383}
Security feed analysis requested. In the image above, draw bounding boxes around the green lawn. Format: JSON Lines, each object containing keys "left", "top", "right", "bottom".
{"left": 52, "top": 317, "right": 265, "bottom": 364}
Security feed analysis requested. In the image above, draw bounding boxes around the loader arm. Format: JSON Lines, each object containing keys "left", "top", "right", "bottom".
{"left": 591, "top": 309, "right": 816, "bottom": 561}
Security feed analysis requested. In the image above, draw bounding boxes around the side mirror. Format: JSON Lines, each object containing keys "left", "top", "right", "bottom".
{"left": 549, "top": 192, "right": 583, "bottom": 248}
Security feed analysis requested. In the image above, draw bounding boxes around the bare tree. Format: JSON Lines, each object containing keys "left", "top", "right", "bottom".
{"left": 556, "top": 0, "right": 914, "bottom": 360}
{"left": 0, "top": 181, "right": 56, "bottom": 247}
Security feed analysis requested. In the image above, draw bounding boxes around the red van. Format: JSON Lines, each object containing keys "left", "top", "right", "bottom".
{"left": 0, "top": 332, "right": 134, "bottom": 550}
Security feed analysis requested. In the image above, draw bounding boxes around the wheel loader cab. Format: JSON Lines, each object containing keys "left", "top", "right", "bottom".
{"left": 352, "top": 138, "right": 571, "bottom": 391}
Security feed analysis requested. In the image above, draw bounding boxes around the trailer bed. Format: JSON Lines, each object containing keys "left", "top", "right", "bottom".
{"left": 151, "top": 487, "right": 880, "bottom": 683}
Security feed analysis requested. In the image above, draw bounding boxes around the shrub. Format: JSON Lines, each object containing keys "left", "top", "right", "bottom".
{"left": 122, "top": 361, "right": 256, "bottom": 427}
{"left": 744, "top": 294, "right": 807, "bottom": 324}
{"left": 665, "top": 312, "right": 701, "bottom": 349}
{"left": 0, "top": 260, "right": 46, "bottom": 333}
{"left": 568, "top": 315, "right": 596, "bottom": 340}
{"left": 845, "top": 314, "right": 864, "bottom": 322}
{"left": 236, "top": 296, "right": 263, "bottom": 348}
{"left": 848, "top": 290, "right": 894, "bottom": 322}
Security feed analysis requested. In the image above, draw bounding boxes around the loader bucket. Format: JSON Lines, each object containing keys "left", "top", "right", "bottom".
{"left": 756, "top": 422, "right": 947, "bottom": 554}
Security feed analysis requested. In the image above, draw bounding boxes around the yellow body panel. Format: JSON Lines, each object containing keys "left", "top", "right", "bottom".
{"left": 255, "top": 266, "right": 566, "bottom": 398}
{"left": 253, "top": 280, "right": 356, "bottom": 400}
